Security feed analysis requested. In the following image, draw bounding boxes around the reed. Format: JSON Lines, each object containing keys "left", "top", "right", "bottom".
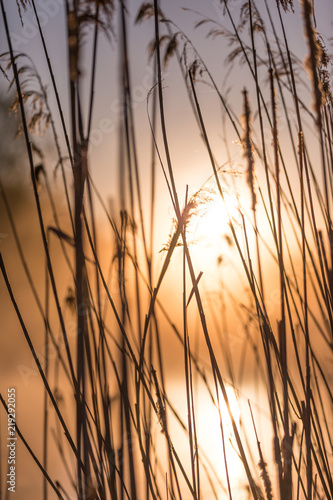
{"left": 0, "top": 0, "right": 332, "bottom": 499}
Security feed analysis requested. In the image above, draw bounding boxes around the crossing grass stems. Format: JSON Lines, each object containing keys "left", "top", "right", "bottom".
{"left": 0, "top": 0, "right": 332, "bottom": 499}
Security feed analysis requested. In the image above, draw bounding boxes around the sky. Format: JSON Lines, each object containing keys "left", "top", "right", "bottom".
{"left": 1, "top": 0, "right": 332, "bottom": 202}
{"left": 1, "top": 1, "right": 332, "bottom": 215}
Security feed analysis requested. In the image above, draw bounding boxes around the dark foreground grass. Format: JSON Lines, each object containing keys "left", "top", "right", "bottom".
{"left": 0, "top": 0, "right": 332, "bottom": 499}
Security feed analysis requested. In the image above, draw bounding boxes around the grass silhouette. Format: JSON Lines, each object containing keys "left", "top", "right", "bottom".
{"left": 0, "top": 0, "right": 332, "bottom": 499}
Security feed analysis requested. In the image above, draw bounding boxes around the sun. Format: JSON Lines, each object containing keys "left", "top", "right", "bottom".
{"left": 187, "top": 187, "right": 241, "bottom": 248}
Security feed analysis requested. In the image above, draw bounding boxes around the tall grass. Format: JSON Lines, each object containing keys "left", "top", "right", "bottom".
{"left": 0, "top": 0, "right": 332, "bottom": 499}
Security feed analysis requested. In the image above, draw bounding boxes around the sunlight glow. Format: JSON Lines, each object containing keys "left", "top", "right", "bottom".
{"left": 169, "top": 381, "right": 246, "bottom": 498}
{"left": 196, "top": 385, "right": 246, "bottom": 495}
{"left": 188, "top": 189, "right": 241, "bottom": 245}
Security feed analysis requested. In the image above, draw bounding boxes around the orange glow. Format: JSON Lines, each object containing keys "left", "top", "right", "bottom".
{"left": 187, "top": 188, "right": 241, "bottom": 246}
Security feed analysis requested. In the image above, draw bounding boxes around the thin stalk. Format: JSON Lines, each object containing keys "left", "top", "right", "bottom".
{"left": 0, "top": 395, "right": 65, "bottom": 499}
{"left": 43, "top": 252, "right": 50, "bottom": 500}
{"left": 0, "top": 253, "right": 82, "bottom": 467}
{"left": 65, "top": 3, "right": 89, "bottom": 496}
{"left": 0, "top": 0, "right": 76, "bottom": 389}
{"left": 0, "top": 180, "right": 71, "bottom": 381}
{"left": 86, "top": 3, "right": 100, "bottom": 141}
{"left": 269, "top": 65, "right": 291, "bottom": 500}
{"left": 30, "top": 0, "right": 73, "bottom": 166}
{"left": 182, "top": 186, "right": 198, "bottom": 499}
{"left": 248, "top": 0, "right": 266, "bottom": 300}
{"left": 299, "top": 129, "right": 312, "bottom": 499}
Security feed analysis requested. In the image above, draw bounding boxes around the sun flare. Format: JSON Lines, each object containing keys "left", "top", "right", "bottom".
{"left": 187, "top": 188, "right": 241, "bottom": 248}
